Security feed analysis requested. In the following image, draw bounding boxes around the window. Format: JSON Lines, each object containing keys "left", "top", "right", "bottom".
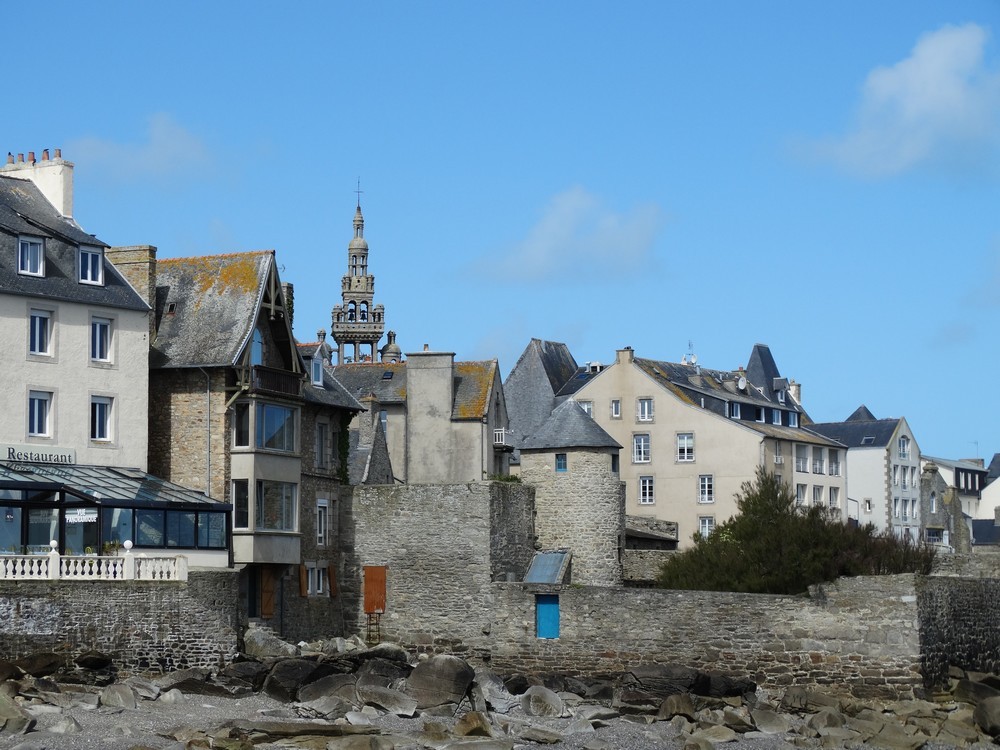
{"left": 777, "top": 390, "right": 785, "bottom": 404}
{"left": 308, "top": 566, "right": 328, "bottom": 596}
{"left": 772, "top": 409, "right": 781, "bottom": 425}
{"left": 892, "top": 465, "right": 899, "bottom": 486}
{"left": 555, "top": 453, "right": 567, "bottom": 472}
{"left": 898, "top": 436, "right": 910, "bottom": 460}
{"left": 90, "top": 396, "right": 112, "bottom": 441}
{"left": 611, "top": 453, "right": 619, "bottom": 474}
{"left": 316, "top": 499, "right": 329, "bottom": 546}
{"left": 812, "top": 446, "right": 824, "bottom": 474}
{"left": 930, "top": 492, "right": 937, "bottom": 514}
{"left": 893, "top": 497, "right": 900, "bottom": 518}
{"left": 578, "top": 401, "right": 593, "bottom": 416}
{"left": 864, "top": 498, "right": 872, "bottom": 513}
{"left": 795, "top": 485, "right": 805, "bottom": 506}
{"left": 233, "top": 402, "right": 250, "bottom": 448}
{"left": 698, "top": 475, "right": 714, "bottom": 503}
{"left": 256, "top": 403, "right": 295, "bottom": 452}
{"left": 698, "top": 516, "right": 715, "bottom": 538}
{"left": 813, "top": 486, "right": 823, "bottom": 506}
{"left": 315, "top": 421, "right": 329, "bottom": 469}
{"left": 910, "top": 498, "right": 917, "bottom": 521}
{"left": 197, "top": 513, "right": 227, "bottom": 548}
{"left": 79, "top": 247, "right": 103, "bottom": 285}
{"left": 610, "top": 399, "right": 621, "bottom": 419}
{"left": 788, "top": 412, "right": 798, "bottom": 428}
{"left": 828, "top": 449, "right": 840, "bottom": 476}
{"left": 755, "top": 406, "right": 765, "bottom": 423}
{"left": 901, "top": 470, "right": 908, "bottom": 490}
{"left": 29, "top": 309, "right": 51, "bottom": 356}
{"left": 861, "top": 435, "right": 875, "bottom": 445}
{"left": 926, "top": 528, "right": 943, "bottom": 544}
{"left": 639, "top": 476, "right": 654, "bottom": 505}
{"left": 250, "top": 328, "right": 264, "bottom": 366}
{"left": 676, "top": 433, "right": 694, "bottom": 462}
{"left": 233, "top": 479, "right": 249, "bottom": 529}
{"left": 90, "top": 317, "right": 111, "bottom": 362}
{"left": 632, "top": 434, "right": 650, "bottom": 463}
{"left": 379, "top": 409, "right": 388, "bottom": 434}
{"left": 18, "top": 237, "right": 44, "bottom": 276}
{"left": 774, "top": 441, "right": 784, "bottom": 465}
{"left": 729, "top": 402, "right": 741, "bottom": 419}
{"left": 828, "top": 486, "right": 839, "bottom": 510}
{"left": 311, "top": 357, "right": 323, "bottom": 386}
{"left": 255, "top": 480, "right": 296, "bottom": 531}
{"left": 28, "top": 391, "right": 51, "bottom": 437}
{"left": 637, "top": 398, "right": 654, "bottom": 422}
{"left": 795, "top": 444, "right": 808, "bottom": 472}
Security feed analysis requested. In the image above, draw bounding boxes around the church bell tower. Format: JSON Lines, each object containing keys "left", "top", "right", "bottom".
{"left": 331, "top": 200, "right": 385, "bottom": 363}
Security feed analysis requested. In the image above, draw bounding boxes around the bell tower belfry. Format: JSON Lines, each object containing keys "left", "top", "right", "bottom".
{"left": 331, "top": 200, "right": 385, "bottom": 363}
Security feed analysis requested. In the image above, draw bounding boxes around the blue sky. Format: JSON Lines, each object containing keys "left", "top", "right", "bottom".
{"left": 7, "top": 1, "right": 1000, "bottom": 460}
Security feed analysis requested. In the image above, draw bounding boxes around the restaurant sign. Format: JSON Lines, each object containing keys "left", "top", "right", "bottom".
{"left": 2, "top": 445, "right": 77, "bottom": 465}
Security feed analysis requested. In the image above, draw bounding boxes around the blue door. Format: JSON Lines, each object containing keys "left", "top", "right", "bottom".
{"left": 536, "top": 594, "right": 559, "bottom": 639}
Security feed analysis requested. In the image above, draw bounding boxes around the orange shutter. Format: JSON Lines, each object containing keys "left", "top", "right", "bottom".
{"left": 299, "top": 564, "right": 308, "bottom": 597}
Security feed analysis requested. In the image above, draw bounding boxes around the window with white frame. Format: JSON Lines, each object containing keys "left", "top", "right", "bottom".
{"left": 774, "top": 441, "right": 784, "bottom": 465}
{"left": 90, "top": 317, "right": 112, "bottom": 362}
{"left": 813, "top": 486, "right": 823, "bottom": 505}
{"left": 828, "top": 486, "right": 839, "bottom": 509}
{"left": 777, "top": 390, "right": 785, "bottom": 404}
{"left": 892, "top": 465, "right": 899, "bottom": 486}
{"left": 788, "top": 411, "right": 798, "bottom": 427}
{"left": 639, "top": 476, "right": 654, "bottom": 505}
{"left": 632, "top": 434, "right": 650, "bottom": 463}
{"left": 578, "top": 401, "right": 593, "bottom": 416}
{"left": 28, "top": 390, "right": 51, "bottom": 437}
{"left": 910, "top": 497, "right": 917, "bottom": 520}
{"left": 29, "top": 309, "right": 51, "bottom": 356}
{"left": 307, "top": 566, "right": 328, "bottom": 596}
{"left": 930, "top": 493, "right": 937, "bottom": 514}
{"left": 18, "top": 237, "right": 44, "bottom": 276}
{"left": 610, "top": 399, "right": 621, "bottom": 419}
{"left": 698, "top": 516, "right": 715, "bottom": 537}
{"left": 90, "top": 396, "right": 112, "bottom": 441}
{"left": 864, "top": 497, "right": 872, "bottom": 513}
{"left": 311, "top": 357, "right": 323, "bottom": 386}
{"left": 755, "top": 406, "right": 765, "bottom": 423}
{"left": 898, "top": 435, "right": 910, "bottom": 460}
{"left": 316, "top": 499, "right": 329, "bottom": 546}
{"left": 636, "top": 398, "right": 653, "bottom": 422}
{"left": 795, "top": 484, "right": 806, "bottom": 506}
{"left": 910, "top": 466, "right": 916, "bottom": 490}
{"left": 79, "top": 247, "right": 103, "bottom": 285}
{"left": 795, "top": 444, "right": 808, "bottom": 472}
{"left": 893, "top": 497, "right": 900, "bottom": 517}
{"left": 676, "top": 432, "right": 694, "bottom": 462}
{"left": 729, "top": 402, "right": 741, "bottom": 419}
{"left": 315, "top": 420, "right": 329, "bottom": 468}
{"left": 772, "top": 409, "right": 781, "bottom": 425}
{"left": 828, "top": 449, "right": 840, "bottom": 476}
{"left": 698, "top": 474, "right": 714, "bottom": 503}
{"left": 812, "top": 446, "right": 825, "bottom": 474}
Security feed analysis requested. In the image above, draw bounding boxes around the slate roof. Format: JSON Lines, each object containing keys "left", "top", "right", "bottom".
{"left": 151, "top": 251, "right": 273, "bottom": 368}
{"left": 521, "top": 399, "right": 621, "bottom": 451}
{"left": 331, "top": 359, "right": 498, "bottom": 420}
{"left": 504, "top": 339, "right": 579, "bottom": 447}
{"left": 972, "top": 519, "right": 1000, "bottom": 545}
{"left": 0, "top": 175, "right": 147, "bottom": 311}
{"left": 987, "top": 453, "right": 1000, "bottom": 485}
{"left": 304, "top": 368, "right": 363, "bottom": 411}
{"left": 810, "top": 417, "right": 900, "bottom": 449}
{"left": 847, "top": 405, "right": 878, "bottom": 421}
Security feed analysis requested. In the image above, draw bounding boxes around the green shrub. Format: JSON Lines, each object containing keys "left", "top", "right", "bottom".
{"left": 657, "top": 468, "right": 935, "bottom": 594}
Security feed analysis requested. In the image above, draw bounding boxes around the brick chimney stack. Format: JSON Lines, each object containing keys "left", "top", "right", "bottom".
{"left": 0, "top": 147, "right": 74, "bottom": 218}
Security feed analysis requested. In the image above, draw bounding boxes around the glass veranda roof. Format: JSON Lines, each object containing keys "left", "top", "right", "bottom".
{"left": 0, "top": 462, "right": 229, "bottom": 509}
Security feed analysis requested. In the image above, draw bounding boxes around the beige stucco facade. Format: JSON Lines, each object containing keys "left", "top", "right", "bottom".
{"left": 573, "top": 348, "right": 846, "bottom": 548}
{"left": 0, "top": 293, "right": 149, "bottom": 469}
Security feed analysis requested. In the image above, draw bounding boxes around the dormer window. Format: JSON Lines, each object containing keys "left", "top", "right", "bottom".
{"left": 250, "top": 328, "right": 264, "bottom": 366}
{"left": 311, "top": 357, "right": 323, "bottom": 386}
{"left": 79, "top": 246, "right": 104, "bottom": 285}
{"left": 777, "top": 390, "right": 786, "bottom": 404}
{"left": 18, "top": 236, "right": 44, "bottom": 276}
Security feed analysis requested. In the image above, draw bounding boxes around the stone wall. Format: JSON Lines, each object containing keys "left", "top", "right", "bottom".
{"left": 521, "top": 448, "right": 624, "bottom": 586}
{"left": 918, "top": 576, "right": 1000, "bottom": 688}
{"left": 930, "top": 549, "right": 1000, "bottom": 578}
{"left": 0, "top": 570, "right": 239, "bottom": 675}
{"left": 488, "top": 575, "right": 923, "bottom": 700}
{"left": 621, "top": 549, "right": 675, "bottom": 584}
{"left": 344, "top": 482, "right": 535, "bottom": 657}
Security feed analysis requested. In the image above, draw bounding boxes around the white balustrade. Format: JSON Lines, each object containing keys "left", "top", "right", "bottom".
{"left": 0, "top": 540, "right": 187, "bottom": 581}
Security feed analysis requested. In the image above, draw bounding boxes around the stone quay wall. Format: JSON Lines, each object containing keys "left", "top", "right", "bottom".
{"left": 0, "top": 570, "right": 239, "bottom": 675}
{"left": 487, "top": 575, "right": 923, "bottom": 700}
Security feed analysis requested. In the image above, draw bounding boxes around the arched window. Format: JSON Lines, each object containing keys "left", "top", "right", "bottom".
{"left": 347, "top": 302, "right": 356, "bottom": 322}
{"left": 351, "top": 255, "right": 357, "bottom": 276}
{"left": 360, "top": 303, "right": 368, "bottom": 322}
{"left": 250, "top": 328, "right": 264, "bottom": 366}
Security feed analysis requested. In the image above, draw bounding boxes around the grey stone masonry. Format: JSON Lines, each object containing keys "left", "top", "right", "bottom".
{"left": 0, "top": 570, "right": 239, "bottom": 674}
{"left": 521, "top": 448, "right": 624, "bottom": 586}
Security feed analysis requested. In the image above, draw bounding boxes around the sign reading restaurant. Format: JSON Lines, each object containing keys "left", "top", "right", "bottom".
{"left": 2, "top": 445, "right": 77, "bottom": 465}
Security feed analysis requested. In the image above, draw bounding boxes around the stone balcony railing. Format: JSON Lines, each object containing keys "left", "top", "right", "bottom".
{"left": 0, "top": 542, "right": 188, "bottom": 581}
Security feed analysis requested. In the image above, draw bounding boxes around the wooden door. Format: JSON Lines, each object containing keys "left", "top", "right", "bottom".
{"left": 363, "top": 565, "right": 386, "bottom": 614}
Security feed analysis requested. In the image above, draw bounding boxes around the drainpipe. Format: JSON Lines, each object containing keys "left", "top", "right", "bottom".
{"left": 198, "top": 368, "right": 211, "bottom": 495}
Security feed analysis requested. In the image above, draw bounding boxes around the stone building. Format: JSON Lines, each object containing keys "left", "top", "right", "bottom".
{"left": 331, "top": 203, "right": 386, "bottom": 364}
{"left": 0, "top": 149, "right": 229, "bottom": 563}
{"left": 332, "top": 348, "right": 513, "bottom": 483}
{"left": 520, "top": 398, "right": 625, "bottom": 586}
{"left": 146, "top": 250, "right": 361, "bottom": 629}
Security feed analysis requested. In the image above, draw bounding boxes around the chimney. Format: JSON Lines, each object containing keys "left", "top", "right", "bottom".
{"left": 616, "top": 347, "right": 635, "bottom": 365}
{"left": 106, "top": 244, "right": 157, "bottom": 308}
{"left": 358, "top": 393, "right": 379, "bottom": 446}
{"left": 281, "top": 282, "right": 294, "bottom": 327}
{"left": 0, "top": 147, "right": 74, "bottom": 217}
{"left": 789, "top": 379, "right": 801, "bottom": 404}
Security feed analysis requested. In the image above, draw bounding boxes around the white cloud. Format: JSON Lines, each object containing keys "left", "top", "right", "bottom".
{"left": 492, "top": 186, "right": 662, "bottom": 282}
{"left": 67, "top": 113, "right": 211, "bottom": 182}
{"left": 810, "top": 24, "right": 1000, "bottom": 178}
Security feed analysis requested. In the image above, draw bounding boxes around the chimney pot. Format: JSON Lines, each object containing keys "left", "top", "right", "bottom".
{"left": 17, "top": 153, "right": 24, "bottom": 163}
{"left": 423, "top": 343, "right": 430, "bottom": 351}
{"left": 6, "top": 153, "right": 12, "bottom": 165}
{"left": 54, "top": 148, "right": 61, "bottom": 158}
{"left": 41, "top": 149, "right": 49, "bottom": 161}
{"left": 27, "top": 151, "right": 35, "bottom": 163}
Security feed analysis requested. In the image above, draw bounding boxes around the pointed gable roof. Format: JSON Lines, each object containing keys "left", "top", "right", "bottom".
{"left": 521, "top": 399, "right": 621, "bottom": 451}
{"left": 745, "top": 343, "right": 781, "bottom": 392}
{"left": 504, "top": 338, "right": 579, "bottom": 446}
{"left": 847, "top": 405, "right": 878, "bottom": 422}
{"left": 151, "top": 251, "right": 280, "bottom": 368}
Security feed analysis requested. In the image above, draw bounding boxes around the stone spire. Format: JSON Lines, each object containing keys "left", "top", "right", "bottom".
{"left": 332, "top": 199, "right": 385, "bottom": 364}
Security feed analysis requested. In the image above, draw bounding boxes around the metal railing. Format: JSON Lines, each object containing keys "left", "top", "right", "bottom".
{"left": 250, "top": 365, "right": 301, "bottom": 397}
